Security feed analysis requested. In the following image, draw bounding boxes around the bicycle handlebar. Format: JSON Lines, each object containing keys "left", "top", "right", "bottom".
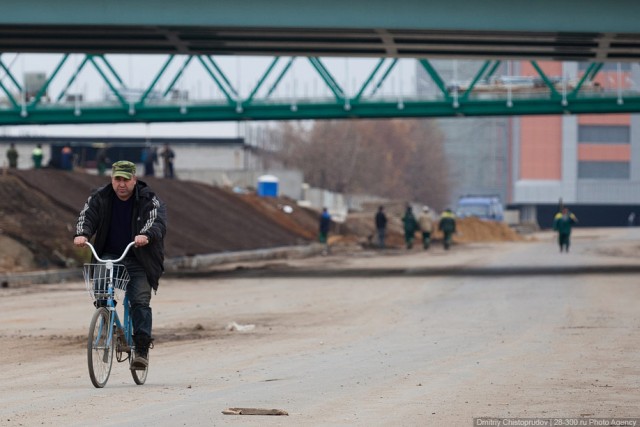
{"left": 84, "top": 241, "right": 136, "bottom": 264}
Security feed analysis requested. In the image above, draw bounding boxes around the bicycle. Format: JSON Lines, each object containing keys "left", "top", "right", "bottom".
{"left": 82, "top": 241, "right": 150, "bottom": 388}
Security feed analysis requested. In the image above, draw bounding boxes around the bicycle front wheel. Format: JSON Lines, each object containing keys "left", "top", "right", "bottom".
{"left": 87, "top": 307, "right": 114, "bottom": 388}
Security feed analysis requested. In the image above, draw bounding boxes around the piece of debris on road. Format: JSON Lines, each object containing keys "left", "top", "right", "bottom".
{"left": 222, "top": 408, "right": 289, "bottom": 416}
{"left": 226, "top": 321, "right": 256, "bottom": 332}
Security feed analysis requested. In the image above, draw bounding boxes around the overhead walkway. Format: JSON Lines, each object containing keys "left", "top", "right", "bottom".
{"left": 1, "top": 54, "right": 638, "bottom": 124}
{"left": 2, "top": 1, "right": 640, "bottom": 123}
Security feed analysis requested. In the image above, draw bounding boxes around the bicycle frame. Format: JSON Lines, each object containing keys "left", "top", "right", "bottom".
{"left": 84, "top": 241, "right": 147, "bottom": 387}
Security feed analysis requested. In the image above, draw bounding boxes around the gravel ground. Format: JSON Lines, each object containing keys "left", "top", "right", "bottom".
{"left": 1, "top": 228, "right": 639, "bottom": 426}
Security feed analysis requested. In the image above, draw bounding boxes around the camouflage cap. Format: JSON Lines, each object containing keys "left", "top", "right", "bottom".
{"left": 111, "top": 160, "right": 136, "bottom": 179}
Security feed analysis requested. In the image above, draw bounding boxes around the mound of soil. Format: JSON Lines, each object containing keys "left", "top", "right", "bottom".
{"left": 0, "top": 169, "right": 315, "bottom": 271}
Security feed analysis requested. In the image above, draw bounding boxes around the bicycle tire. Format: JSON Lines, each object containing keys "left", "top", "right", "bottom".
{"left": 131, "top": 353, "right": 149, "bottom": 385}
{"left": 87, "top": 307, "right": 114, "bottom": 388}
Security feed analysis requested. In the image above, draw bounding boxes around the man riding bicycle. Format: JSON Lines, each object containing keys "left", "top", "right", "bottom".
{"left": 74, "top": 160, "right": 167, "bottom": 369}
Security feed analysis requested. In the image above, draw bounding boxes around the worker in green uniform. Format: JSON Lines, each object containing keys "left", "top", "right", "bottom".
{"left": 6, "top": 143, "right": 18, "bottom": 168}
{"left": 31, "top": 144, "right": 43, "bottom": 169}
{"left": 402, "top": 205, "right": 419, "bottom": 249}
{"left": 438, "top": 208, "right": 457, "bottom": 250}
{"left": 552, "top": 207, "right": 578, "bottom": 253}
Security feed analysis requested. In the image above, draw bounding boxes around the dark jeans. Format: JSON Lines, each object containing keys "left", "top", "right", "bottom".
{"left": 106, "top": 254, "right": 153, "bottom": 345}
{"left": 422, "top": 231, "right": 431, "bottom": 249}
{"left": 377, "top": 228, "right": 385, "bottom": 248}
{"left": 558, "top": 232, "right": 571, "bottom": 252}
{"left": 404, "top": 232, "right": 414, "bottom": 249}
{"left": 443, "top": 231, "right": 453, "bottom": 249}
{"left": 164, "top": 162, "right": 174, "bottom": 178}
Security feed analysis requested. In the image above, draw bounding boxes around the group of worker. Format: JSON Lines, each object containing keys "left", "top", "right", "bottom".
{"left": 373, "top": 204, "right": 457, "bottom": 251}
{"left": 397, "top": 205, "right": 456, "bottom": 250}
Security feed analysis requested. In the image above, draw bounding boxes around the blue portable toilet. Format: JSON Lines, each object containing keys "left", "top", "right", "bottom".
{"left": 257, "top": 174, "right": 279, "bottom": 197}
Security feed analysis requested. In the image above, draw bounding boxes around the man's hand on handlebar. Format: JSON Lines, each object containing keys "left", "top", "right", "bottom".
{"left": 74, "top": 236, "right": 88, "bottom": 247}
{"left": 134, "top": 234, "right": 150, "bottom": 247}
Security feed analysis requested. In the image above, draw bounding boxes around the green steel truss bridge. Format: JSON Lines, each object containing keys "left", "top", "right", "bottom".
{"left": 2, "top": 0, "right": 640, "bottom": 125}
{"left": 2, "top": 54, "right": 638, "bottom": 125}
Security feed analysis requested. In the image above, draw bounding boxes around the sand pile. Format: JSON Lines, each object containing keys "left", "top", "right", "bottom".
{"left": 452, "top": 217, "right": 524, "bottom": 243}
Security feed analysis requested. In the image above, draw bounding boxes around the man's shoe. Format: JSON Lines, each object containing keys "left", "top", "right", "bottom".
{"left": 131, "top": 350, "right": 148, "bottom": 370}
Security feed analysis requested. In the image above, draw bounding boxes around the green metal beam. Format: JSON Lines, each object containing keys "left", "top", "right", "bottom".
{"left": 483, "top": 60, "right": 501, "bottom": 80}
{"left": 138, "top": 55, "right": 174, "bottom": 105}
{"left": 353, "top": 58, "right": 385, "bottom": 102}
{"left": 265, "top": 57, "right": 295, "bottom": 99}
{"left": 56, "top": 56, "right": 90, "bottom": 102}
{"left": 460, "top": 60, "right": 491, "bottom": 101}
{"left": 308, "top": 57, "right": 345, "bottom": 101}
{"left": 369, "top": 59, "right": 398, "bottom": 97}
{"left": 96, "top": 55, "right": 126, "bottom": 87}
{"left": 0, "top": 56, "right": 22, "bottom": 93}
{"left": 530, "top": 61, "right": 561, "bottom": 99}
{"left": 3, "top": 95, "right": 640, "bottom": 125}
{"left": 162, "top": 56, "right": 192, "bottom": 97}
{"left": 419, "top": 59, "right": 451, "bottom": 100}
{"left": 29, "top": 54, "right": 68, "bottom": 108}
{"left": 88, "top": 55, "right": 128, "bottom": 106}
{"left": 246, "top": 57, "right": 280, "bottom": 104}
{"left": 196, "top": 56, "right": 235, "bottom": 104}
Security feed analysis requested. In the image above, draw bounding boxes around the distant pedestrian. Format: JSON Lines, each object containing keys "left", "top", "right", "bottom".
{"left": 319, "top": 207, "right": 332, "bottom": 255}
{"left": 319, "top": 207, "right": 331, "bottom": 243}
{"left": 628, "top": 212, "right": 636, "bottom": 227}
{"left": 31, "top": 144, "right": 44, "bottom": 169}
{"left": 96, "top": 144, "right": 109, "bottom": 176}
{"left": 418, "top": 206, "right": 435, "bottom": 250}
{"left": 6, "top": 143, "right": 18, "bottom": 168}
{"left": 374, "top": 206, "right": 387, "bottom": 249}
{"left": 402, "top": 205, "right": 419, "bottom": 249}
{"left": 160, "top": 144, "right": 175, "bottom": 179}
{"left": 552, "top": 207, "right": 578, "bottom": 253}
{"left": 438, "top": 208, "right": 456, "bottom": 250}
{"left": 61, "top": 145, "right": 73, "bottom": 170}
{"left": 142, "top": 145, "right": 158, "bottom": 177}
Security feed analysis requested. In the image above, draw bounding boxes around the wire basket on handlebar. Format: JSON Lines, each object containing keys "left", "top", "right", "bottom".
{"left": 83, "top": 263, "right": 130, "bottom": 301}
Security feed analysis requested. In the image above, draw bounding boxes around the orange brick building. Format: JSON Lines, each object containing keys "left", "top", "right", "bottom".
{"left": 512, "top": 62, "right": 640, "bottom": 227}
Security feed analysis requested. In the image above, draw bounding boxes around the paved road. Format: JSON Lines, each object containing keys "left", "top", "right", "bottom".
{"left": 1, "top": 228, "right": 639, "bottom": 426}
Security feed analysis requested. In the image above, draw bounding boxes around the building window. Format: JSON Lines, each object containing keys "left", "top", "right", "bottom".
{"left": 578, "top": 161, "right": 630, "bottom": 179}
{"left": 578, "top": 125, "right": 630, "bottom": 144}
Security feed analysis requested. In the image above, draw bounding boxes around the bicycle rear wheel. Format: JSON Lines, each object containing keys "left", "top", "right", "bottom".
{"left": 87, "top": 307, "right": 114, "bottom": 388}
{"left": 131, "top": 352, "right": 149, "bottom": 385}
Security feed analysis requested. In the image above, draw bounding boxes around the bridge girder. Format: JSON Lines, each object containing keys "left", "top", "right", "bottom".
{"left": 2, "top": 0, "right": 640, "bottom": 61}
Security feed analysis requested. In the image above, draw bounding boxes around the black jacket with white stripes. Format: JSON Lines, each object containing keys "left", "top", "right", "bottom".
{"left": 75, "top": 179, "right": 167, "bottom": 291}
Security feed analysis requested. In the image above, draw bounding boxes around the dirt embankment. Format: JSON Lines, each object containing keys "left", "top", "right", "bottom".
{"left": 0, "top": 169, "right": 524, "bottom": 273}
{"left": 0, "top": 170, "right": 316, "bottom": 272}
